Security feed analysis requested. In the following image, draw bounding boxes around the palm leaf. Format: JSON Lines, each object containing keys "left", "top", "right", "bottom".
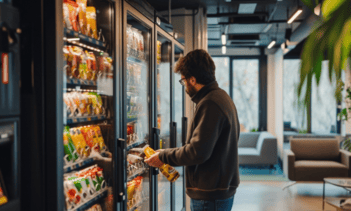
{"left": 301, "top": 0, "right": 317, "bottom": 11}
{"left": 322, "top": 0, "right": 349, "bottom": 20}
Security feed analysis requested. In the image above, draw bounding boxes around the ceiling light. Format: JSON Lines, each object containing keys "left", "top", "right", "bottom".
{"left": 225, "top": 0, "right": 231, "bottom": 2}
{"left": 287, "top": 7, "right": 303, "bottom": 24}
{"left": 262, "top": 24, "right": 272, "bottom": 33}
{"left": 267, "top": 40, "right": 276, "bottom": 49}
{"left": 314, "top": 3, "right": 321, "bottom": 16}
{"left": 222, "top": 46, "right": 226, "bottom": 54}
{"left": 221, "top": 33, "right": 226, "bottom": 45}
{"left": 238, "top": 3, "right": 257, "bottom": 14}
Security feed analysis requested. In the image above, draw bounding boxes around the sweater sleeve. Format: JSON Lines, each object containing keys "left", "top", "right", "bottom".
{"left": 159, "top": 101, "right": 225, "bottom": 166}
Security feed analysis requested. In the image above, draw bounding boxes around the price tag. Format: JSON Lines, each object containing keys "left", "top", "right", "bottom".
{"left": 73, "top": 79, "right": 78, "bottom": 84}
{"left": 89, "top": 38, "right": 92, "bottom": 42}
{"left": 72, "top": 118, "right": 78, "bottom": 123}
{"left": 2, "top": 53, "right": 9, "bottom": 84}
{"left": 1, "top": 134, "right": 9, "bottom": 139}
{"left": 74, "top": 32, "right": 79, "bottom": 37}
{"left": 87, "top": 117, "right": 91, "bottom": 121}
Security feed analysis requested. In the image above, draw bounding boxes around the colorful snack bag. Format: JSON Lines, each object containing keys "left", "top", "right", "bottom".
{"left": 89, "top": 52, "right": 97, "bottom": 81}
{"left": 85, "top": 51, "right": 93, "bottom": 80}
{"left": 64, "top": 0, "right": 79, "bottom": 32}
{"left": 64, "top": 93, "right": 74, "bottom": 117}
{"left": 63, "top": 126, "right": 79, "bottom": 162}
{"left": 86, "top": 7, "right": 98, "bottom": 39}
{"left": 0, "top": 183, "right": 8, "bottom": 206}
{"left": 79, "top": 52, "right": 88, "bottom": 80}
{"left": 77, "top": 0, "right": 88, "bottom": 35}
{"left": 80, "top": 126, "right": 99, "bottom": 152}
{"left": 63, "top": 46, "right": 72, "bottom": 77}
{"left": 93, "top": 126, "right": 106, "bottom": 151}
{"left": 105, "top": 57, "right": 113, "bottom": 79}
{"left": 70, "top": 46, "right": 83, "bottom": 78}
{"left": 64, "top": 179, "right": 82, "bottom": 206}
{"left": 70, "top": 128, "right": 91, "bottom": 157}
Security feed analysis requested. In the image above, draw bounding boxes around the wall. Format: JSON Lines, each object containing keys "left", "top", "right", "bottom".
{"left": 208, "top": 47, "right": 261, "bottom": 56}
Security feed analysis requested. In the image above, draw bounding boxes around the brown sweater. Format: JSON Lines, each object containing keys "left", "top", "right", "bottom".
{"left": 159, "top": 81, "right": 240, "bottom": 200}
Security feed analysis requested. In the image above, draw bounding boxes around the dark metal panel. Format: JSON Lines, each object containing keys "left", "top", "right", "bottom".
{"left": 43, "top": 0, "right": 64, "bottom": 210}
{"left": 258, "top": 48, "right": 267, "bottom": 131}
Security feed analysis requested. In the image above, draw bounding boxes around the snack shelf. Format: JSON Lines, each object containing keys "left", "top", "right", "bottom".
{"left": 64, "top": 157, "right": 96, "bottom": 173}
{"left": 67, "top": 189, "right": 108, "bottom": 211}
{"left": 66, "top": 115, "right": 106, "bottom": 125}
{"left": 127, "top": 168, "right": 148, "bottom": 182}
{"left": 66, "top": 78, "right": 97, "bottom": 86}
{"left": 0, "top": 199, "right": 20, "bottom": 211}
{"left": 127, "top": 140, "right": 147, "bottom": 151}
{"left": 64, "top": 28, "right": 106, "bottom": 49}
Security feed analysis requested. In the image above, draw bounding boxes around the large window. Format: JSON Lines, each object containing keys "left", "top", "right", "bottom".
{"left": 311, "top": 61, "right": 337, "bottom": 134}
{"left": 283, "top": 60, "right": 307, "bottom": 132}
{"left": 212, "top": 57, "right": 230, "bottom": 94}
{"left": 233, "top": 59, "right": 259, "bottom": 132}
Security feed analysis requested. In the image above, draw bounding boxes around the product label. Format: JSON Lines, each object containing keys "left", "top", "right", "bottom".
{"left": 2, "top": 53, "right": 9, "bottom": 84}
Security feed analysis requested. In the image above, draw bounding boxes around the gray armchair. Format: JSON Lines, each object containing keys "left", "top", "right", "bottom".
{"left": 238, "top": 132, "right": 277, "bottom": 166}
{"left": 285, "top": 138, "right": 351, "bottom": 182}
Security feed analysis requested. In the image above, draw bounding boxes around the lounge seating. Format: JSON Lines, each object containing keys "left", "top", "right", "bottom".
{"left": 285, "top": 138, "right": 351, "bottom": 182}
{"left": 238, "top": 132, "right": 277, "bottom": 166}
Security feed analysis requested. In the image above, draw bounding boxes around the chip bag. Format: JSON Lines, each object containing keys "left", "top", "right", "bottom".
{"left": 0, "top": 184, "right": 8, "bottom": 206}
{"left": 70, "top": 128, "right": 91, "bottom": 158}
{"left": 63, "top": 0, "right": 79, "bottom": 32}
{"left": 63, "top": 126, "right": 79, "bottom": 162}
{"left": 93, "top": 125, "right": 106, "bottom": 151}
{"left": 80, "top": 126, "right": 99, "bottom": 152}
{"left": 86, "top": 7, "right": 98, "bottom": 39}
{"left": 70, "top": 46, "right": 83, "bottom": 78}
{"left": 77, "top": 0, "right": 88, "bottom": 35}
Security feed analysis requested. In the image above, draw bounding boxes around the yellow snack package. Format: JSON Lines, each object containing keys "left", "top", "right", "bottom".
{"left": 93, "top": 125, "right": 106, "bottom": 151}
{"left": 70, "top": 128, "right": 91, "bottom": 157}
{"left": 86, "top": 7, "right": 98, "bottom": 39}
{"left": 77, "top": 0, "right": 88, "bottom": 35}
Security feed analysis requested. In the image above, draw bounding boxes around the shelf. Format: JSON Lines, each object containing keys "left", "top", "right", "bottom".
{"left": 64, "top": 157, "right": 96, "bottom": 173}
{"left": 68, "top": 189, "right": 108, "bottom": 211}
{"left": 127, "top": 168, "right": 148, "bottom": 182}
{"left": 66, "top": 115, "right": 106, "bottom": 125}
{"left": 67, "top": 78, "right": 97, "bottom": 86}
{"left": 0, "top": 137, "right": 12, "bottom": 146}
{"left": 127, "top": 140, "right": 147, "bottom": 151}
{"left": 0, "top": 199, "right": 20, "bottom": 211}
{"left": 64, "top": 28, "right": 106, "bottom": 49}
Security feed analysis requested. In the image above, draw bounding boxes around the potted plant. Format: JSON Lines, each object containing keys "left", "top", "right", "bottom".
{"left": 298, "top": 0, "right": 351, "bottom": 132}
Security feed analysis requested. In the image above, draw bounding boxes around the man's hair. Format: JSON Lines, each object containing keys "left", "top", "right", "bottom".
{"left": 175, "top": 49, "right": 216, "bottom": 85}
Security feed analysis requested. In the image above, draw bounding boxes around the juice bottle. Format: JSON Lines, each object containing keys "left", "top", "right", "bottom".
{"left": 144, "top": 146, "right": 180, "bottom": 182}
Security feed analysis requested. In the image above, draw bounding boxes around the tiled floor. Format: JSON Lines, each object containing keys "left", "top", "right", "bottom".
{"left": 232, "top": 181, "right": 350, "bottom": 211}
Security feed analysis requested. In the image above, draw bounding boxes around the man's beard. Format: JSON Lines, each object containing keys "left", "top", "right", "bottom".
{"left": 185, "top": 83, "right": 197, "bottom": 97}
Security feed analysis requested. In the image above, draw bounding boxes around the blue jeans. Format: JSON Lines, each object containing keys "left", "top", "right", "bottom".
{"left": 190, "top": 195, "right": 234, "bottom": 211}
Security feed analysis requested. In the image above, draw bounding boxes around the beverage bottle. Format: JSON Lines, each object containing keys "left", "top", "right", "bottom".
{"left": 144, "top": 146, "right": 180, "bottom": 182}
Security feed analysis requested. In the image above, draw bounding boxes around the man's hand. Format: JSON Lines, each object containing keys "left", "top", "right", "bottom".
{"left": 144, "top": 149, "right": 164, "bottom": 168}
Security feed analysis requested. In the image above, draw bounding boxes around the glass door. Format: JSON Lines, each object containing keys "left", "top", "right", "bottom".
{"left": 173, "top": 44, "right": 185, "bottom": 211}
{"left": 62, "top": 0, "right": 115, "bottom": 210}
{"left": 124, "top": 4, "right": 153, "bottom": 211}
{"left": 156, "top": 31, "right": 172, "bottom": 211}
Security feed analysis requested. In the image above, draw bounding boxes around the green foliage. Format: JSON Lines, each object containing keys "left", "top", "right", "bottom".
{"left": 298, "top": 0, "right": 351, "bottom": 110}
{"left": 343, "top": 137, "right": 351, "bottom": 152}
{"left": 298, "top": 129, "right": 308, "bottom": 134}
{"left": 250, "top": 128, "right": 258, "bottom": 132}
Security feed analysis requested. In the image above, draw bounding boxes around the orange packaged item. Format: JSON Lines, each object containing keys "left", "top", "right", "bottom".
{"left": 85, "top": 51, "right": 93, "bottom": 80}
{"left": 70, "top": 46, "right": 83, "bottom": 78}
{"left": 63, "top": 46, "right": 72, "bottom": 77}
{"left": 70, "top": 128, "right": 91, "bottom": 157}
{"left": 63, "top": 0, "right": 79, "bottom": 32}
{"left": 89, "top": 52, "right": 97, "bottom": 81}
{"left": 93, "top": 125, "right": 106, "bottom": 151}
{"left": 86, "top": 7, "right": 98, "bottom": 39}
{"left": 76, "top": 0, "right": 87, "bottom": 35}
{"left": 80, "top": 126, "right": 100, "bottom": 152}
{"left": 0, "top": 185, "right": 8, "bottom": 206}
{"left": 79, "top": 52, "right": 88, "bottom": 80}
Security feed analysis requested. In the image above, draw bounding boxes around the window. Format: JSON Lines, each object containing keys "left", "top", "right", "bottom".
{"left": 311, "top": 61, "right": 337, "bottom": 134}
{"left": 283, "top": 60, "right": 307, "bottom": 132}
{"left": 233, "top": 59, "right": 259, "bottom": 132}
{"left": 212, "top": 57, "right": 230, "bottom": 94}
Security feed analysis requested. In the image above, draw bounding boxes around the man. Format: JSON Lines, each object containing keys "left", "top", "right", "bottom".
{"left": 145, "top": 49, "right": 240, "bottom": 211}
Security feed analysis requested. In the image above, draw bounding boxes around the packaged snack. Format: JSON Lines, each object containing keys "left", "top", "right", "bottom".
{"left": 0, "top": 182, "right": 8, "bottom": 206}
{"left": 89, "top": 92, "right": 103, "bottom": 115}
{"left": 64, "top": 0, "right": 79, "bottom": 32}
{"left": 70, "top": 128, "right": 91, "bottom": 157}
{"left": 157, "top": 40, "right": 161, "bottom": 65}
{"left": 86, "top": 7, "right": 98, "bottom": 39}
{"left": 80, "top": 126, "right": 99, "bottom": 152}
{"left": 85, "top": 51, "right": 93, "bottom": 80}
{"left": 86, "top": 204, "right": 102, "bottom": 211}
{"left": 64, "top": 179, "right": 82, "bottom": 206}
{"left": 63, "top": 46, "right": 72, "bottom": 77}
{"left": 63, "top": 126, "right": 79, "bottom": 162}
{"left": 89, "top": 52, "right": 97, "bottom": 81}
{"left": 105, "top": 57, "right": 113, "bottom": 79}
{"left": 70, "top": 46, "right": 83, "bottom": 78}
{"left": 79, "top": 52, "right": 88, "bottom": 80}
{"left": 93, "top": 125, "right": 106, "bottom": 151}
{"left": 77, "top": 0, "right": 88, "bottom": 35}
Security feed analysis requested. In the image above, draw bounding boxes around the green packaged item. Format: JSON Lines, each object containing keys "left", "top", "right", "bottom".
{"left": 63, "top": 126, "right": 79, "bottom": 162}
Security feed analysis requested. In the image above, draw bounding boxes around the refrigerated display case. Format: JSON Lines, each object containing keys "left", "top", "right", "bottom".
{"left": 122, "top": 3, "right": 154, "bottom": 211}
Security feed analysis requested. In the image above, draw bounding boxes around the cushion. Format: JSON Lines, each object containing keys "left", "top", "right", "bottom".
{"left": 238, "top": 132, "right": 260, "bottom": 148}
{"left": 238, "top": 148, "right": 259, "bottom": 156}
{"left": 294, "top": 160, "right": 348, "bottom": 181}
{"left": 290, "top": 139, "right": 340, "bottom": 161}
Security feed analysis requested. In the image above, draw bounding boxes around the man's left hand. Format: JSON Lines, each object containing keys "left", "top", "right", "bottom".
{"left": 144, "top": 149, "right": 164, "bottom": 168}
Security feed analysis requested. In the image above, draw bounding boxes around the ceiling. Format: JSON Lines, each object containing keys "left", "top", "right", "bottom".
{"left": 145, "top": 0, "right": 313, "bottom": 48}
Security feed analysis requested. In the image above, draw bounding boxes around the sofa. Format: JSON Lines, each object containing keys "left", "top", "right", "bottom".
{"left": 238, "top": 132, "right": 277, "bottom": 166}
{"left": 285, "top": 138, "right": 351, "bottom": 182}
